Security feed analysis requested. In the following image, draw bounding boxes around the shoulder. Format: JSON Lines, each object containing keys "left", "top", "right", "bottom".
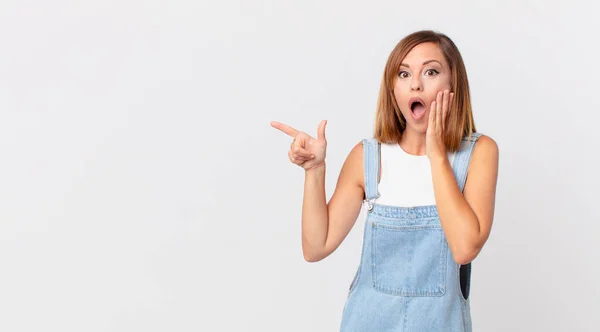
{"left": 348, "top": 138, "right": 379, "bottom": 158}
{"left": 472, "top": 134, "right": 499, "bottom": 159}
{"left": 339, "top": 139, "right": 370, "bottom": 190}
{"left": 468, "top": 133, "right": 499, "bottom": 174}
{"left": 346, "top": 139, "right": 367, "bottom": 171}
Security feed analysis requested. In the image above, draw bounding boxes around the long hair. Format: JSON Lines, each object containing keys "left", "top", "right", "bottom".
{"left": 374, "top": 30, "right": 476, "bottom": 152}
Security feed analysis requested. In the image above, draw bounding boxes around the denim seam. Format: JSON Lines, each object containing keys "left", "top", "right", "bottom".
{"left": 348, "top": 216, "right": 370, "bottom": 295}
{"left": 403, "top": 296, "right": 409, "bottom": 331}
{"left": 369, "top": 215, "right": 441, "bottom": 223}
{"left": 374, "top": 224, "right": 443, "bottom": 231}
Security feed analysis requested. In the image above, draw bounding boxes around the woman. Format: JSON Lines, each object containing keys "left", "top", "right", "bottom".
{"left": 271, "top": 30, "right": 499, "bottom": 331}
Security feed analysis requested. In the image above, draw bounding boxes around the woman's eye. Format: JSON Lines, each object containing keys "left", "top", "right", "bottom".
{"left": 399, "top": 71, "right": 409, "bottom": 78}
{"left": 425, "top": 69, "right": 439, "bottom": 76}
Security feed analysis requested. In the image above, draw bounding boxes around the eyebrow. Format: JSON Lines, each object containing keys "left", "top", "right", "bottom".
{"left": 400, "top": 60, "right": 442, "bottom": 68}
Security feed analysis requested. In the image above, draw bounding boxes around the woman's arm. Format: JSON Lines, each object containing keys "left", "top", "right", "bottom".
{"left": 431, "top": 135, "right": 499, "bottom": 264}
{"left": 301, "top": 141, "right": 365, "bottom": 262}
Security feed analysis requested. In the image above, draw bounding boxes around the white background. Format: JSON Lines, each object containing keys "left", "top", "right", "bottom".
{"left": 1, "top": 1, "right": 598, "bottom": 331}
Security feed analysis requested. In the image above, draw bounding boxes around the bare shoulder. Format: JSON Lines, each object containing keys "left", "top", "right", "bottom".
{"left": 338, "top": 140, "right": 365, "bottom": 191}
{"left": 472, "top": 134, "right": 499, "bottom": 163}
{"left": 475, "top": 134, "right": 498, "bottom": 150}
{"left": 467, "top": 133, "right": 499, "bottom": 178}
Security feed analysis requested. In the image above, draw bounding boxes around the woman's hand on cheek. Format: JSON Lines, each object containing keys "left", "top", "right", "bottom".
{"left": 426, "top": 89, "right": 453, "bottom": 162}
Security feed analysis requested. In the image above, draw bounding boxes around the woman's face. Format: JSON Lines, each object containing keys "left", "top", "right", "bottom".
{"left": 393, "top": 42, "right": 452, "bottom": 134}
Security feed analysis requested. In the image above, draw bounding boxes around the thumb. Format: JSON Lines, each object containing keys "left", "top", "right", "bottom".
{"left": 317, "top": 120, "right": 327, "bottom": 142}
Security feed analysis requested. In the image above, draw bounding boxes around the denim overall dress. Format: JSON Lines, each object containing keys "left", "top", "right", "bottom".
{"left": 339, "top": 132, "right": 482, "bottom": 332}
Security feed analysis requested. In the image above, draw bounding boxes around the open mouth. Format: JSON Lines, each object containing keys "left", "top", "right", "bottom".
{"left": 408, "top": 97, "right": 426, "bottom": 120}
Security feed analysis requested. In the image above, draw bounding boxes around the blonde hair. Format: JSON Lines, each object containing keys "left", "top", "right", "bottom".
{"left": 374, "top": 30, "right": 476, "bottom": 152}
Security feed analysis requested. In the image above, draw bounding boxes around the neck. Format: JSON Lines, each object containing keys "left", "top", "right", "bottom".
{"left": 398, "top": 128, "right": 427, "bottom": 156}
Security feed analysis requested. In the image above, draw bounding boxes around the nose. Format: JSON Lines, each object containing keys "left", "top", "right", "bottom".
{"left": 410, "top": 76, "right": 423, "bottom": 92}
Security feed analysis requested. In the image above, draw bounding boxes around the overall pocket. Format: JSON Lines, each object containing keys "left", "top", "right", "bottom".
{"left": 371, "top": 221, "right": 448, "bottom": 296}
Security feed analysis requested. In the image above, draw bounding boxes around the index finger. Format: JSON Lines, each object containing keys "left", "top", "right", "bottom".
{"left": 270, "top": 121, "right": 299, "bottom": 138}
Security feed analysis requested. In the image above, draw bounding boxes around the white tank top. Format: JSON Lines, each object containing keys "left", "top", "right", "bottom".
{"left": 376, "top": 143, "right": 456, "bottom": 207}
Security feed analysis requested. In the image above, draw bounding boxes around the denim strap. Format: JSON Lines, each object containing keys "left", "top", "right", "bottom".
{"left": 451, "top": 132, "right": 482, "bottom": 192}
{"left": 362, "top": 138, "right": 380, "bottom": 201}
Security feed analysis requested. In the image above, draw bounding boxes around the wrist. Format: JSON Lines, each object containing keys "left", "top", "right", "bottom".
{"left": 305, "top": 162, "right": 326, "bottom": 174}
{"left": 429, "top": 155, "right": 449, "bottom": 167}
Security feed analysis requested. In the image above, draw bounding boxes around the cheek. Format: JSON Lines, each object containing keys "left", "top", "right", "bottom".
{"left": 425, "top": 80, "right": 450, "bottom": 92}
{"left": 433, "top": 75, "right": 452, "bottom": 91}
{"left": 393, "top": 81, "right": 410, "bottom": 102}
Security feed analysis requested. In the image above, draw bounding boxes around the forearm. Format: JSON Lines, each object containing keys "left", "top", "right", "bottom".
{"left": 301, "top": 164, "right": 329, "bottom": 260}
{"left": 431, "top": 157, "right": 481, "bottom": 263}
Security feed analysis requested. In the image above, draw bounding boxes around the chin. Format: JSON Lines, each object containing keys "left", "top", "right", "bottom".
{"left": 405, "top": 121, "right": 428, "bottom": 134}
